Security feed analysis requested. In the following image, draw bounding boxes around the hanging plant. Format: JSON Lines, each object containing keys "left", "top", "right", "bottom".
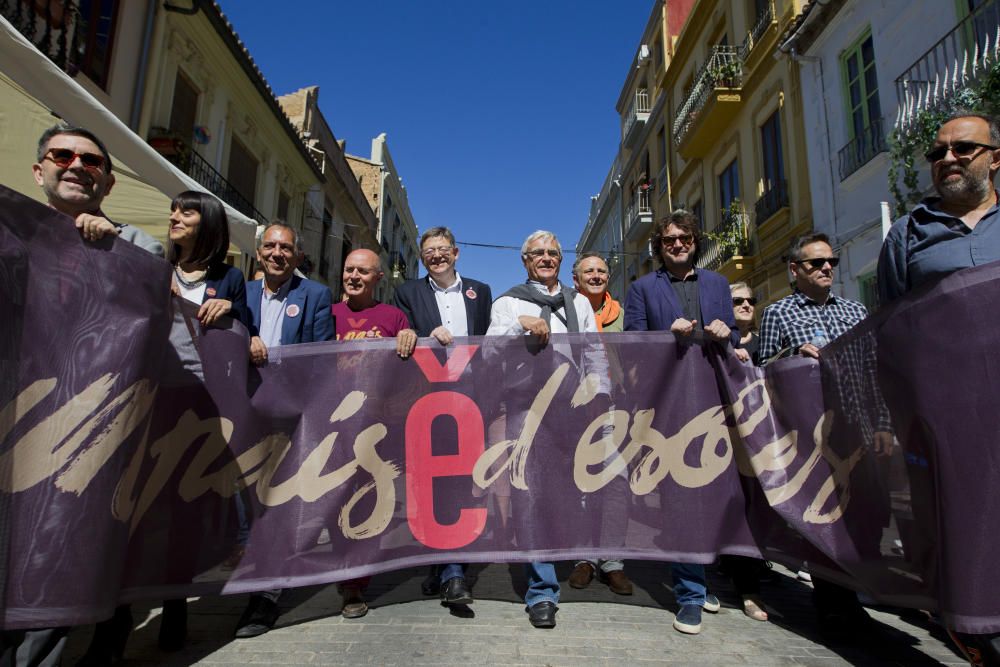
{"left": 707, "top": 200, "right": 750, "bottom": 258}
{"left": 888, "top": 59, "right": 1000, "bottom": 216}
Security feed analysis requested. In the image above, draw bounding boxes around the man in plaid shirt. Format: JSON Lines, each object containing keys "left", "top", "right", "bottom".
{"left": 757, "top": 233, "right": 868, "bottom": 363}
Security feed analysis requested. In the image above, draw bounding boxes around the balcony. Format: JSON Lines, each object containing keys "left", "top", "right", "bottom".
{"left": 838, "top": 120, "right": 888, "bottom": 181}
{"left": 150, "top": 134, "right": 269, "bottom": 226}
{"left": 698, "top": 210, "right": 754, "bottom": 273}
{"left": 895, "top": 0, "right": 1000, "bottom": 136}
{"left": 624, "top": 188, "right": 653, "bottom": 242}
{"left": 754, "top": 179, "right": 789, "bottom": 224}
{"left": 673, "top": 46, "right": 744, "bottom": 159}
{"left": 739, "top": 1, "right": 778, "bottom": 75}
{"left": 2, "top": 0, "right": 84, "bottom": 74}
{"left": 622, "top": 89, "right": 651, "bottom": 148}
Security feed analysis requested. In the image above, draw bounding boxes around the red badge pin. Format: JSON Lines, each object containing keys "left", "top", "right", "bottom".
{"left": 286, "top": 304, "right": 300, "bottom": 318}
{"left": 465, "top": 288, "right": 477, "bottom": 300}
{"left": 206, "top": 287, "right": 217, "bottom": 297}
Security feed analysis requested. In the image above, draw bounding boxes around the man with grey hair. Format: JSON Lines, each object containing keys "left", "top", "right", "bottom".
{"left": 234, "top": 221, "right": 334, "bottom": 638}
{"left": 488, "top": 230, "right": 599, "bottom": 628}
{"left": 878, "top": 111, "right": 1000, "bottom": 665}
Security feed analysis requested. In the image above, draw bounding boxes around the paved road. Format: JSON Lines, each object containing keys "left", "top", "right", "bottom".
{"left": 64, "top": 561, "right": 965, "bottom": 666}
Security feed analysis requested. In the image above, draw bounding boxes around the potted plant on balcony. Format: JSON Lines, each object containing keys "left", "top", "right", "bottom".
{"left": 708, "top": 61, "right": 742, "bottom": 88}
{"left": 706, "top": 201, "right": 750, "bottom": 261}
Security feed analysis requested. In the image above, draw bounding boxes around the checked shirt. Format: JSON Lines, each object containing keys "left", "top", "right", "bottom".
{"left": 758, "top": 290, "right": 868, "bottom": 363}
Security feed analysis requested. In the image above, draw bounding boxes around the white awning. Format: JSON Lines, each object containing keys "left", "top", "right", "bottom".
{"left": 0, "top": 14, "right": 258, "bottom": 253}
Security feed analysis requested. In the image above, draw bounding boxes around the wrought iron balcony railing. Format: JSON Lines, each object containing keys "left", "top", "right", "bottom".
{"left": 623, "top": 89, "right": 651, "bottom": 143}
{"left": 754, "top": 179, "right": 789, "bottom": 222}
{"left": 2, "top": 0, "right": 83, "bottom": 74}
{"left": 183, "top": 149, "right": 269, "bottom": 226}
{"left": 740, "top": 1, "right": 775, "bottom": 59}
{"left": 895, "top": 0, "right": 1000, "bottom": 135}
{"left": 838, "top": 120, "right": 888, "bottom": 180}
{"left": 672, "top": 46, "right": 744, "bottom": 146}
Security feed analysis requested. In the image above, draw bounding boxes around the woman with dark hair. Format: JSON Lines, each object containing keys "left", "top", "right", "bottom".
{"left": 169, "top": 190, "right": 249, "bottom": 327}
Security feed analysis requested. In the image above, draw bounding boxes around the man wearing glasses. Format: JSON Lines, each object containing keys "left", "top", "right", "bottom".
{"left": 758, "top": 232, "right": 890, "bottom": 632}
{"left": 758, "top": 233, "right": 868, "bottom": 363}
{"left": 31, "top": 124, "right": 162, "bottom": 255}
{"left": 393, "top": 226, "right": 492, "bottom": 608}
{"left": 623, "top": 210, "right": 734, "bottom": 635}
{"left": 487, "top": 230, "right": 599, "bottom": 628}
{"left": 878, "top": 111, "right": 1000, "bottom": 302}
{"left": 878, "top": 112, "right": 1000, "bottom": 665}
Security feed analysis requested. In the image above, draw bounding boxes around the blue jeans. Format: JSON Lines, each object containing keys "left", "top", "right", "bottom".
{"left": 671, "top": 562, "right": 706, "bottom": 607}
{"left": 440, "top": 563, "right": 465, "bottom": 583}
{"left": 524, "top": 562, "right": 560, "bottom": 607}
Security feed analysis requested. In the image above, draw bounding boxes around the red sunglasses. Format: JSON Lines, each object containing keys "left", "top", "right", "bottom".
{"left": 44, "top": 148, "right": 107, "bottom": 172}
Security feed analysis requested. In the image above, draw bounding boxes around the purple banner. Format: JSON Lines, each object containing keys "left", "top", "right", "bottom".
{"left": 1, "top": 185, "right": 997, "bottom": 634}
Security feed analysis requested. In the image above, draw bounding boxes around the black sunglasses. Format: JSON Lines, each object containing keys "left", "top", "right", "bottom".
{"left": 732, "top": 296, "right": 757, "bottom": 306}
{"left": 924, "top": 141, "right": 999, "bottom": 163}
{"left": 794, "top": 257, "right": 839, "bottom": 269}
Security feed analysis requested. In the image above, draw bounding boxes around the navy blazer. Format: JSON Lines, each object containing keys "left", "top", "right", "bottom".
{"left": 204, "top": 263, "right": 250, "bottom": 328}
{"left": 623, "top": 267, "right": 739, "bottom": 346}
{"left": 393, "top": 275, "right": 492, "bottom": 337}
{"left": 246, "top": 275, "right": 334, "bottom": 345}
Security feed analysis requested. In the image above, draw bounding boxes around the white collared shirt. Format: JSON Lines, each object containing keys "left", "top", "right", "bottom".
{"left": 487, "top": 280, "right": 598, "bottom": 335}
{"left": 259, "top": 278, "right": 292, "bottom": 348}
{"left": 429, "top": 272, "right": 468, "bottom": 337}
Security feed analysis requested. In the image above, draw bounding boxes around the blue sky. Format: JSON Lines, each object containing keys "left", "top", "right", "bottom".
{"left": 218, "top": 1, "right": 655, "bottom": 292}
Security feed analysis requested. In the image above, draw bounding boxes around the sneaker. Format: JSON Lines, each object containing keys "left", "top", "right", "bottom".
{"left": 797, "top": 563, "right": 812, "bottom": 583}
{"left": 702, "top": 593, "right": 721, "bottom": 613}
{"left": 673, "top": 604, "right": 703, "bottom": 634}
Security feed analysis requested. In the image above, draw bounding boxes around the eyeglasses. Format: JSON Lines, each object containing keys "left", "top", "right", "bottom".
{"left": 421, "top": 245, "right": 454, "bottom": 258}
{"left": 44, "top": 148, "right": 107, "bottom": 172}
{"left": 924, "top": 141, "right": 999, "bottom": 163}
{"left": 732, "top": 296, "right": 757, "bottom": 306}
{"left": 794, "top": 257, "right": 840, "bottom": 270}
{"left": 525, "top": 248, "right": 561, "bottom": 259}
{"left": 660, "top": 234, "right": 694, "bottom": 247}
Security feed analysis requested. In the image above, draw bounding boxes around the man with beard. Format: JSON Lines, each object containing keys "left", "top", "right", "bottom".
{"left": 878, "top": 111, "right": 1000, "bottom": 666}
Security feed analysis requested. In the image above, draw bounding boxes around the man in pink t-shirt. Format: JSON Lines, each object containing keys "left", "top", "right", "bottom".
{"left": 331, "top": 249, "right": 417, "bottom": 353}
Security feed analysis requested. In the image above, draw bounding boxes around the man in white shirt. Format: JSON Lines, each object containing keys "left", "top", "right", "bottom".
{"left": 487, "top": 230, "right": 597, "bottom": 630}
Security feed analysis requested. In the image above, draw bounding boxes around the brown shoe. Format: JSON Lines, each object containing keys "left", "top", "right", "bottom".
{"left": 603, "top": 569, "right": 634, "bottom": 595}
{"left": 340, "top": 586, "right": 368, "bottom": 619}
{"left": 568, "top": 562, "right": 595, "bottom": 589}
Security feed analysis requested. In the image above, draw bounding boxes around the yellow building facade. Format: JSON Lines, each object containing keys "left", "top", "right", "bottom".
{"left": 664, "top": 0, "right": 812, "bottom": 304}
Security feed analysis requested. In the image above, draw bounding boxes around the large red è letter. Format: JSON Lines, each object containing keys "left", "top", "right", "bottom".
{"left": 405, "top": 391, "right": 486, "bottom": 549}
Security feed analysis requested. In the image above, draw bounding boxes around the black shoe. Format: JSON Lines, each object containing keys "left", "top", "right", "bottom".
{"left": 421, "top": 565, "right": 442, "bottom": 596}
{"left": 527, "top": 601, "right": 557, "bottom": 629}
{"left": 234, "top": 595, "right": 280, "bottom": 638}
{"left": 440, "top": 577, "right": 473, "bottom": 606}
{"left": 77, "top": 605, "right": 132, "bottom": 666}
{"left": 158, "top": 598, "right": 187, "bottom": 652}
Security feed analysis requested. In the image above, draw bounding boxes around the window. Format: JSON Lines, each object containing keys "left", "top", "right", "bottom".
{"left": 169, "top": 70, "right": 199, "bottom": 147}
{"left": 77, "top": 0, "right": 120, "bottom": 89}
{"left": 718, "top": 159, "right": 740, "bottom": 220}
{"left": 277, "top": 191, "right": 290, "bottom": 221}
{"left": 760, "top": 111, "right": 784, "bottom": 190}
{"left": 658, "top": 127, "right": 668, "bottom": 168}
{"left": 690, "top": 200, "right": 704, "bottom": 231}
{"left": 227, "top": 137, "right": 258, "bottom": 205}
{"left": 841, "top": 31, "right": 881, "bottom": 140}
{"left": 319, "top": 208, "right": 332, "bottom": 278}
{"left": 859, "top": 272, "right": 880, "bottom": 311}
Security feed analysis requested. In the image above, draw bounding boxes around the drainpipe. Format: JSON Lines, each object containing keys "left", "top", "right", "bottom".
{"left": 128, "top": 0, "right": 158, "bottom": 131}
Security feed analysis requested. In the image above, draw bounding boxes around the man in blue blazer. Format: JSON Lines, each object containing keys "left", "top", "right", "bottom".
{"left": 392, "top": 226, "right": 492, "bottom": 608}
{"left": 246, "top": 223, "right": 334, "bottom": 364}
{"left": 235, "top": 223, "right": 333, "bottom": 638}
{"left": 624, "top": 209, "right": 737, "bottom": 636}
{"left": 394, "top": 226, "right": 492, "bottom": 342}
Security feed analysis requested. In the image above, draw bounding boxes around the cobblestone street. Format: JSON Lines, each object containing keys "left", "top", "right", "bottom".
{"left": 64, "top": 561, "right": 964, "bottom": 666}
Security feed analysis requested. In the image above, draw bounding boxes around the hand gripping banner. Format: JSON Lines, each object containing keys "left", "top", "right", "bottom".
{"left": 1, "top": 185, "right": 998, "bottom": 633}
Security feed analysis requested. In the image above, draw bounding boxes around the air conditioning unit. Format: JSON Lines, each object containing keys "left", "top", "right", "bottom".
{"left": 637, "top": 44, "right": 650, "bottom": 67}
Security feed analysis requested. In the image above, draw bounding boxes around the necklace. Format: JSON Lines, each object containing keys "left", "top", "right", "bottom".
{"left": 174, "top": 266, "right": 207, "bottom": 288}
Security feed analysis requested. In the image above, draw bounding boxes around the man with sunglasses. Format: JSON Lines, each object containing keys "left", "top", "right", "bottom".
{"left": 393, "top": 226, "right": 492, "bottom": 608}
{"left": 878, "top": 111, "right": 1000, "bottom": 303}
{"left": 623, "top": 210, "right": 735, "bottom": 636}
{"left": 31, "top": 124, "right": 162, "bottom": 256}
{"left": 878, "top": 112, "right": 1000, "bottom": 666}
